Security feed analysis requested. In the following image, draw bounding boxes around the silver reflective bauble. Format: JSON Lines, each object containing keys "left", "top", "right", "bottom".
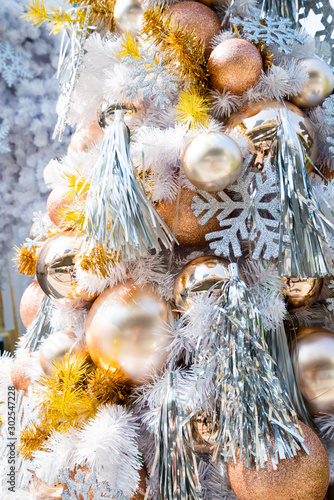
{"left": 290, "top": 57, "right": 334, "bottom": 109}
{"left": 114, "top": 0, "right": 144, "bottom": 33}
{"left": 174, "top": 256, "right": 230, "bottom": 309}
{"left": 182, "top": 132, "right": 243, "bottom": 192}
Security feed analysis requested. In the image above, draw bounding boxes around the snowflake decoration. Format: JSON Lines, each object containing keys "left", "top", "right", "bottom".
{"left": 59, "top": 468, "right": 130, "bottom": 500}
{"left": 323, "top": 95, "right": 334, "bottom": 155}
{"left": 232, "top": 15, "right": 307, "bottom": 53}
{"left": 300, "top": 0, "right": 334, "bottom": 65}
{"left": 0, "top": 123, "right": 10, "bottom": 154}
{"left": 191, "top": 164, "right": 280, "bottom": 260}
{"left": 0, "top": 41, "right": 31, "bottom": 87}
{"left": 123, "top": 49, "right": 178, "bottom": 109}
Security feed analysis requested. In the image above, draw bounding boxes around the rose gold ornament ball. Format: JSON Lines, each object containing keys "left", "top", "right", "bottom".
{"left": 46, "top": 184, "right": 72, "bottom": 227}
{"left": 20, "top": 280, "right": 46, "bottom": 329}
{"left": 10, "top": 350, "right": 32, "bottom": 394}
{"left": 156, "top": 188, "right": 221, "bottom": 247}
{"left": 227, "top": 422, "right": 329, "bottom": 500}
{"left": 166, "top": 1, "right": 221, "bottom": 58}
{"left": 207, "top": 38, "right": 263, "bottom": 95}
{"left": 68, "top": 121, "right": 104, "bottom": 153}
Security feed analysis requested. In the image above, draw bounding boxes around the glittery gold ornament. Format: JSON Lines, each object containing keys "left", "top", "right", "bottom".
{"left": 156, "top": 188, "right": 221, "bottom": 247}
{"left": 227, "top": 422, "right": 329, "bottom": 500}
{"left": 166, "top": 1, "right": 221, "bottom": 58}
{"left": 39, "top": 331, "right": 87, "bottom": 378}
{"left": 174, "top": 256, "right": 230, "bottom": 309}
{"left": 20, "top": 281, "right": 46, "bottom": 329}
{"left": 283, "top": 276, "right": 323, "bottom": 313}
{"left": 85, "top": 282, "right": 169, "bottom": 384}
{"left": 114, "top": 0, "right": 144, "bottom": 34}
{"left": 11, "top": 350, "right": 32, "bottom": 394}
{"left": 68, "top": 121, "right": 104, "bottom": 154}
{"left": 226, "top": 100, "right": 317, "bottom": 170}
{"left": 182, "top": 132, "right": 243, "bottom": 192}
{"left": 290, "top": 57, "right": 334, "bottom": 109}
{"left": 207, "top": 38, "right": 263, "bottom": 95}
{"left": 296, "top": 327, "right": 334, "bottom": 417}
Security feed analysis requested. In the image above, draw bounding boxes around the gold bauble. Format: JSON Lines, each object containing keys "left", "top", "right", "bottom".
{"left": 114, "top": 0, "right": 144, "bottom": 34}
{"left": 207, "top": 38, "right": 263, "bottom": 94}
{"left": 39, "top": 331, "right": 87, "bottom": 378}
{"left": 29, "top": 474, "right": 64, "bottom": 500}
{"left": 226, "top": 100, "right": 317, "bottom": 170}
{"left": 166, "top": 1, "right": 221, "bottom": 58}
{"left": 156, "top": 188, "right": 221, "bottom": 247}
{"left": 290, "top": 57, "right": 334, "bottom": 109}
{"left": 46, "top": 185, "right": 72, "bottom": 227}
{"left": 68, "top": 121, "right": 104, "bottom": 154}
{"left": 20, "top": 281, "right": 45, "bottom": 328}
{"left": 182, "top": 132, "right": 243, "bottom": 192}
{"left": 227, "top": 422, "right": 329, "bottom": 500}
{"left": 85, "top": 282, "right": 169, "bottom": 384}
{"left": 11, "top": 350, "right": 32, "bottom": 394}
{"left": 295, "top": 327, "right": 334, "bottom": 417}
{"left": 174, "top": 256, "right": 230, "bottom": 309}
{"left": 36, "top": 233, "right": 80, "bottom": 300}
{"left": 283, "top": 276, "right": 323, "bottom": 313}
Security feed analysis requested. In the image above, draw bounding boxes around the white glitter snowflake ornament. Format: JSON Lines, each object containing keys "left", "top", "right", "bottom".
{"left": 191, "top": 164, "right": 281, "bottom": 260}
{"left": 59, "top": 468, "right": 130, "bottom": 500}
{"left": 0, "top": 41, "right": 31, "bottom": 87}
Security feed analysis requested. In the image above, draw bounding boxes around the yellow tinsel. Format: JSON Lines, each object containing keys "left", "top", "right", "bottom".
{"left": 19, "top": 421, "right": 50, "bottom": 460}
{"left": 78, "top": 245, "right": 121, "bottom": 278}
{"left": 13, "top": 245, "right": 38, "bottom": 276}
{"left": 117, "top": 32, "right": 142, "bottom": 60}
{"left": 22, "top": 0, "right": 85, "bottom": 34}
{"left": 175, "top": 86, "right": 211, "bottom": 131}
{"left": 70, "top": 0, "right": 116, "bottom": 31}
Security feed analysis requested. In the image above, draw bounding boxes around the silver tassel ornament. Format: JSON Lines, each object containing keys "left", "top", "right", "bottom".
{"left": 80, "top": 110, "right": 173, "bottom": 262}
{"left": 260, "top": 0, "right": 301, "bottom": 27}
{"left": 206, "top": 263, "right": 306, "bottom": 469}
{"left": 275, "top": 108, "right": 334, "bottom": 278}
{"left": 25, "top": 296, "right": 53, "bottom": 351}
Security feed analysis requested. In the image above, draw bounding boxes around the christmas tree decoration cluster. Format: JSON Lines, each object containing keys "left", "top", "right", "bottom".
{"left": 3, "top": 0, "right": 334, "bottom": 499}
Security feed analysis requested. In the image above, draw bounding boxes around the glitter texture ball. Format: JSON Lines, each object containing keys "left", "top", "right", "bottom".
{"left": 290, "top": 57, "right": 334, "bottom": 109}
{"left": 166, "top": 1, "right": 221, "bottom": 58}
{"left": 20, "top": 280, "right": 46, "bottom": 328}
{"left": 207, "top": 39, "right": 263, "bottom": 95}
{"left": 156, "top": 188, "right": 221, "bottom": 247}
{"left": 227, "top": 422, "right": 329, "bottom": 500}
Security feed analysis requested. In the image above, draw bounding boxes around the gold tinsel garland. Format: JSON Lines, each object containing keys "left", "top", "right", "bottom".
{"left": 13, "top": 245, "right": 38, "bottom": 276}
{"left": 70, "top": 0, "right": 116, "bottom": 31}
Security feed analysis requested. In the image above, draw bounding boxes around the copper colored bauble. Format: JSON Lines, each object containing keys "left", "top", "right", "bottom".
{"left": 174, "top": 256, "right": 230, "bottom": 309}
{"left": 29, "top": 474, "right": 64, "bottom": 500}
{"left": 36, "top": 233, "right": 80, "bottom": 300}
{"left": 39, "top": 331, "right": 87, "bottom": 378}
{"left": 156, "top": 188, "right": 221, "bottom": 247}
{"left": 10, "top": 350, "right": 32, "bottom": 394}
{"left": 166, "top": 1, "right": 221, "bottom": 58}
{"left": 227, "top": 422, "right": 329, "bottom": 500}
{"left": 114, "top": 0, "right": 144, "bottom": 34}
{"left": 295, "top": 327, "right": 334, "bottom": 417}
{"left": 283, "top": 276, "right": 323, "bottom": 313}
{"left": 20, "top": 281, "right": 45, "bottom": 328}
{"left": 68, "top": 121, "right": 104, "bottom": 153}
{"left": 207, "top": 39, "right": 263, "bottom": 95}
{"left": 85, "top": 282, "right": 169, "bottom": 384}
{"left": 46, "top": 185, "right": 72, "bottom": 227}
{"left": 290, "top": 57, "right": 334, "bottom": 109}
{"left": 226, "top": 100, "right": 317, "bottom": 170}
{"left": 182, "top": 132, "right": 243, "bottom": 192}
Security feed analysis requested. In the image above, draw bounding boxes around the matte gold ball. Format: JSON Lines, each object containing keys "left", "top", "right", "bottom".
{"left": 283, "top": 276, "right": 323, "bottom": 313}
{"left": 227, "top": 422, "right": 329, "bottom": 500}
{"left": 39, "top": 331, "right": 86, "bottom": 378}
{"left": 207, "top": 38, "right": 263, "bottom": 94}
{"left": 20, "top": 281, "right": 45, "bottom": 329}
{"left": 174, "top": 256, "right": 230, "bottom": 309}
{"left": 290, "top": 57, "right": 334, "bottom": 109}
{"left": 114, "top": 0, "right": 144, "bottom": 34}
{"left": 296, "top": 327, "right": 334, "bottom": 417}
{"left": 226, "top": 100, "right": 317, "bottom": 169}
{"left": 68, "top": 121, "right": 104, "bottom": 154}
{"left": 182, "top": 132, "right": 243, "bottom": 192}
{"left": 85, "top": 282, "right": 169, "bottom": 384}
{"left": 156, "top": 188, "right": 221, "bottom": 247}
{"left": 167, "top": 1, "right": 221, "bottom": 58}
{"left": 36, "top": 233, "right": 81, "bottom": 300}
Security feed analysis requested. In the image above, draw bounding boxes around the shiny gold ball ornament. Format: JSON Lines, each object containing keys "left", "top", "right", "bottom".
{"left": 283, "top": 276, "right": 323, "bottom": 313}
{"left": 36, "top": 233, "right": 80, "bottom": 300}
{"left": 20, "top": 281, "right": 46, "bottom": 329}
{"left": 290, "top": 57, "right": 334, "bottom": 109}
{"left": 85, "top": 282, "right": 169, "bottom": 384}
{"left": 207, "top": 39, "right": 263, "bottom": 95}
{"left": 114, "top": 0, "right": 144, "bottom": 34}
{"left": 295, "top": 327, "right": 334, "bottom": 417}
{"left": 226, "top": 100, "right": 317, "bottom": 169}
{"left": 166, "top": 1, "right": 221, "bottom": 58}
{"left": 182, "top": 132, "right": 243, "bottom": 192}
{"left": 227, "top": 422, "right": 329, "bottom": 500}
{"left": 39, "top": 331, "right": 87, "bottom": 378}
{"left": 156, "top": 188, "right": 221, "bottom": 247}
{"left": 174, "top": 256, "right": 230, "bottom": 309}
